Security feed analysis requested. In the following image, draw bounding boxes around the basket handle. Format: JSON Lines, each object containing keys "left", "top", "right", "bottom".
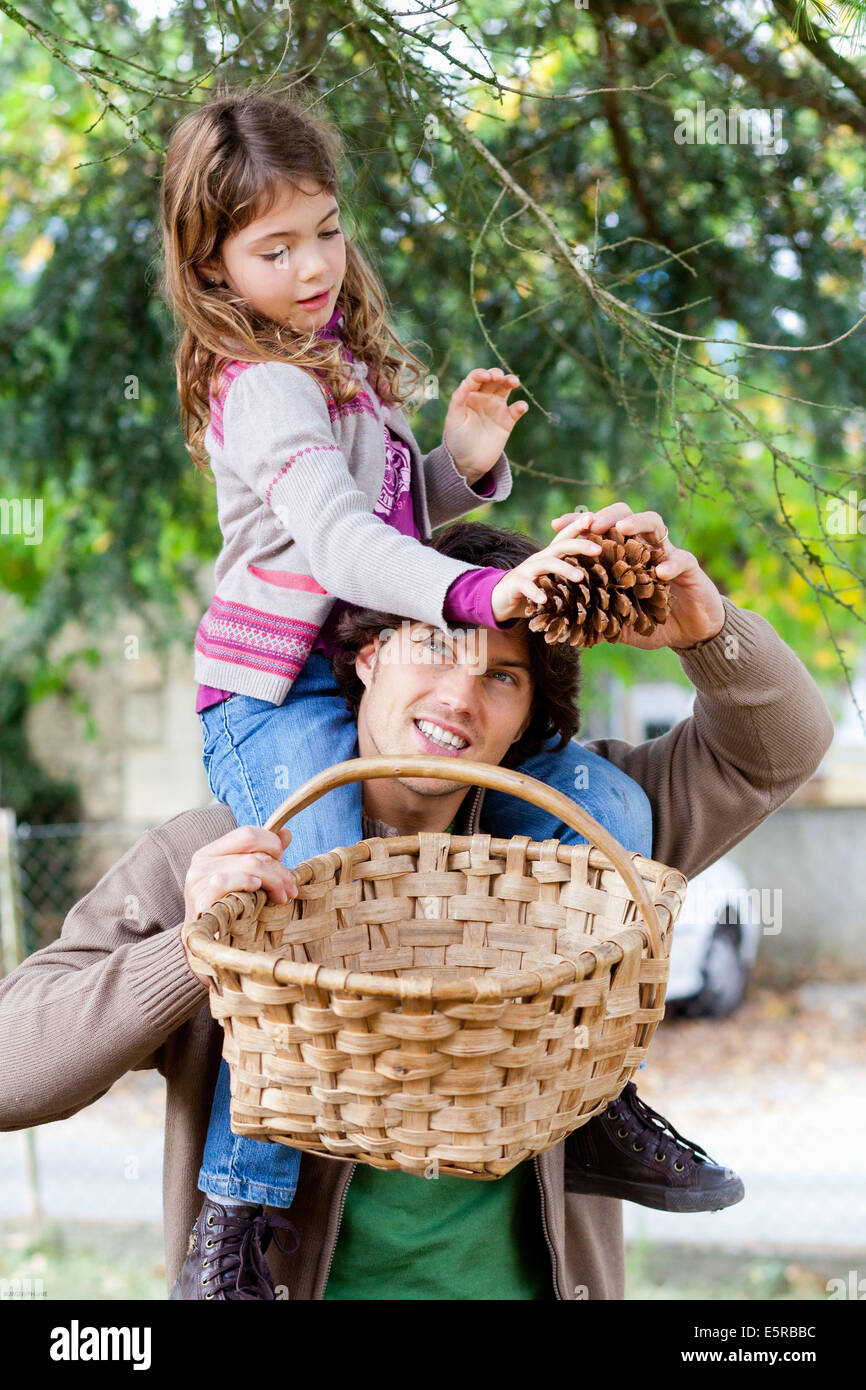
{"left": 263, "top": 754, "right": 663, "bottom": 955}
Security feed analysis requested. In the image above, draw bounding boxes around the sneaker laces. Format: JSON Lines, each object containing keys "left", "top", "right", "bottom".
{"left": 608, "top": 1083, "right": 717, "bottom": 1166}
{"left": 205, "top": 1207, "right": 300, "bottom": 1300}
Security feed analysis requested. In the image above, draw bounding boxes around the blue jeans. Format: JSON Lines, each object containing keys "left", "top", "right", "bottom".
{"left": 198, "top": 653, "right": 653, "bottom": 1206}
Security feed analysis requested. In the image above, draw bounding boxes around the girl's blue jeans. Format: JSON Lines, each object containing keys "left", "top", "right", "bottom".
{"left": 197, "top": 651, "right": 653, "bottom": 1207}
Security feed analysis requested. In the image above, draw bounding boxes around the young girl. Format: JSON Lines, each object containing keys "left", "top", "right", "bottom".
{"left": 160, "top": 84, "right": 743, "bottom": 1299}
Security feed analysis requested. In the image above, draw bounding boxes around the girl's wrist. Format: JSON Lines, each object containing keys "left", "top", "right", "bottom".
{"left": 490, "top": 578, "right": 513, "bottom": 624}
{"left": 443, "top": 436, "right": 485, "bottom": 487}
{"left": 455, "top": 458, "right": 488, "bottom": 488}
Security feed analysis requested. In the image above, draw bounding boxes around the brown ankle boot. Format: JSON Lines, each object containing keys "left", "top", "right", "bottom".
{"left": 169, "top": 1197, "right": 299, "bottom": 1300}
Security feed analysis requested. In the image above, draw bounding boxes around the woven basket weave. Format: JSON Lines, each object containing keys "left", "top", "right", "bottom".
{"left": 184, "top": 755, "right": 688, "bottom": 1180}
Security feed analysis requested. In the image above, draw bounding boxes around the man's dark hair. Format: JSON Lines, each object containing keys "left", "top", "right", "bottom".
{"left": 329, "top": 520, "right": 581, "bottom": 768}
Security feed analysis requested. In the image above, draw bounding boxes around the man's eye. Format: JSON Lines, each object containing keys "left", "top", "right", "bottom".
{"left": 320, "top": 228, "right": 342, "bottom": 238}
{"left": 425, "top": 633, "right": 455, "bottom": 659}
{"left": 489, "top": 671, "right": 514, "bottom": 684}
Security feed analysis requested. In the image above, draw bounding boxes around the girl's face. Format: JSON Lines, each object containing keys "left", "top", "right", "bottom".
{"left": 201, "top": 179, "right": 347, "bottom": 332}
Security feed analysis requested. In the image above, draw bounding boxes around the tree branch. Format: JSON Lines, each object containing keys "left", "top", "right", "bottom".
{"left": 592, "top": 11, "right": 663, "bottom": 243}
{"left": 606, "top": 0, "right": 866, "bottom": 134}
{"left": 772, "top": 0, "right": 866, "bottom": 107}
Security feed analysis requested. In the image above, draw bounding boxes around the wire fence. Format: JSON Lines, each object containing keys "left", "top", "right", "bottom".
{"left": 0, "top": 811, "right": 155, "bottom": 1225}
{"left": 8, "top": 817, "right": 152, "bottom": 961}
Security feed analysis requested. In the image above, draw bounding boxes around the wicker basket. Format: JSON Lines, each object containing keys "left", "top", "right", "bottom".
{"left": 184, "top": 755, "right": 688, "bottom": 1180}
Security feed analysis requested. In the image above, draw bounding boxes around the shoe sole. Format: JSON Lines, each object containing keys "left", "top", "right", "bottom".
{"left": 566, "top": 1174, "right": 746, "bottom": 1212}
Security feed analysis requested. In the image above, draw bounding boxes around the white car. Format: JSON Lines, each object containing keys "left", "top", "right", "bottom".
{"left": 664, "top": 856, "right": 763, "bottom": 1017}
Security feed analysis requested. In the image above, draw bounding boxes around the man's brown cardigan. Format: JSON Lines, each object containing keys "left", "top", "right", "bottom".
{"left": 0, "top": 597, "right": 834, "bottom": 1298}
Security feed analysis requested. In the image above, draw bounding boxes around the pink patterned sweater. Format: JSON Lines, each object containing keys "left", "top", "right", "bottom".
{"left": 195, "top": 305, "right": 514, "bottom": 710}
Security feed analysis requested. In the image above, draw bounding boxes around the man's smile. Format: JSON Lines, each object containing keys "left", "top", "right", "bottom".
{"left": 413, "top": 717, "right": 471, "bottom": 754}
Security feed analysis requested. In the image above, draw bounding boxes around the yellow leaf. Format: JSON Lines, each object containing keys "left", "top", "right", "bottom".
{"left": 531, "top": 51, "right": 561, "bottom": 91}
{"left": 756, "top": 394, "right": 784, "bottom": 423}
{"left": 500, "top": 90, "right": 522, "bottom": 123}
{"left": 398, "top": 236, "right": 414, "bottom": 253}
{"left": 818, "top": 273, "right": 843, "bottom": 296}
{"left": 761, "top": 994, "right": 789, "bottom": 1019}
{"left": 466, "top": 89, "right": 521, "bottom": 131}
{"left": 778, "top": 589, "right": 799, "bottom": 617}
{"left": 20, "top": 234, "right": 55, "bottom": 273}
{"left": 91, "top": 532, "right": 112, "bottom": 554}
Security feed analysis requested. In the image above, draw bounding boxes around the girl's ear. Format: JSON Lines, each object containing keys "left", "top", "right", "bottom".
{"left": 197, "top": 258, "right": 222, "bottom": 286}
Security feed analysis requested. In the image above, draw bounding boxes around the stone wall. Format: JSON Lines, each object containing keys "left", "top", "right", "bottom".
{"left": 726, "top": 805, "right": 866, "bottom": 973}
{"left": 26, "top": 620, "right": 210, "bottom": 829}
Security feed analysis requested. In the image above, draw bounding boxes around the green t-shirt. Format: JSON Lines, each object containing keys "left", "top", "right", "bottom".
{"left": 323, "top": 1161, "right": 553, "bottom": 1301}
{"left": 323, "top": 816, "right": 554, "bottom": 1301}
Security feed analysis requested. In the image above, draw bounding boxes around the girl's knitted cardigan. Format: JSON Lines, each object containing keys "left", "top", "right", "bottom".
{"left": 194, "top": 317, "right": 514, "bottom": 705}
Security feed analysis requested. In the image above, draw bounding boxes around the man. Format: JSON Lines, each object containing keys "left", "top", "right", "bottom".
{"left": 0, "top": 503, "right": 834, "bottom": 1300}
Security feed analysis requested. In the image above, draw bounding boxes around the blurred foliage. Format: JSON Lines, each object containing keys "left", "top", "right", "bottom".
{"left": 1, "top": 0, "right": 866, "bottom": 814}
{"left": 0, "top": 1219, "right": 167, "bottom": 1300}
{"left": 626, "top": 1232, "right": 837, "bottom": 1300}
{"left": 0, "top": 1218, "right": 840, "bottom": 1300}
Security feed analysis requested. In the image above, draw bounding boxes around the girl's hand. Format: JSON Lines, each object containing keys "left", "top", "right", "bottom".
{"left": 490, "top": 530, "right": 604, "bottom": 625}
{"left": 549, "top": 504, "right": 726, "bottom": 650}
{"left": 443, "top": 368, "right": 528, "bottom": 487}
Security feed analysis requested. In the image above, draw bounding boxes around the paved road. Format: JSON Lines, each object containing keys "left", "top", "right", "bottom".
{"left": 623, "top": 982, "right": 866, "bottom": 1255}
{"left": 623, "top": 1059, "right": 866, "bottom": 1254}
{"left": 0, "top": 1076, "right": 165, "bottom": 1223}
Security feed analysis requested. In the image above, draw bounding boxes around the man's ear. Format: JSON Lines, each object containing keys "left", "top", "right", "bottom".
{"left": 354, "top": 637, "right": 381, "bottom": 692}
{"left": 514, "top": 682, "right": 538, "bottom": 745}
{"left": 515, "top": 710, "right": 533, "bottom": 743}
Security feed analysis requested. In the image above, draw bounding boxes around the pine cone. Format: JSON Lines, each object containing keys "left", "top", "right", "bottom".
{"left": 524, "top": 525, "right": 671, "bottom": 648}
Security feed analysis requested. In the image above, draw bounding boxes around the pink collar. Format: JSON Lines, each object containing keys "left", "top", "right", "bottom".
{"left": 316, "top": 304, "right": 344, "bottom": 339}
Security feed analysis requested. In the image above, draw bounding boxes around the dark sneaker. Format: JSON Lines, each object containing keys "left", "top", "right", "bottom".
{"left": 564, "top": 1082, "right": 745, "bottom": 1213}
{"left": 169, "top": 1197, "right": 300, "bottom": 1300}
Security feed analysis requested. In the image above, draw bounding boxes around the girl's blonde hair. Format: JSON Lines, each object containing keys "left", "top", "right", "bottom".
{"left": 157, "top": 81, "right": 427, "bottom": 471}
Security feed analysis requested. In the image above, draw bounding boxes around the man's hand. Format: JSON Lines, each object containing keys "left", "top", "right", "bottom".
{"left": 180, "top": 825, "right": 298, "bottom": 988}
{"left": 443, "top": 367, "right": 528, "bottom": 487}
{"left": 549, "top": 503, "right": 726, "bottom": 651}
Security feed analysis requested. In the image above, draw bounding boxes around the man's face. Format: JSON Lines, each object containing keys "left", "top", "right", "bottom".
{"left": 201, "top": 179, "right": 346, "bottom": 333}
{"left": 354, "top": 620, "right": 535, "bottom": 805}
